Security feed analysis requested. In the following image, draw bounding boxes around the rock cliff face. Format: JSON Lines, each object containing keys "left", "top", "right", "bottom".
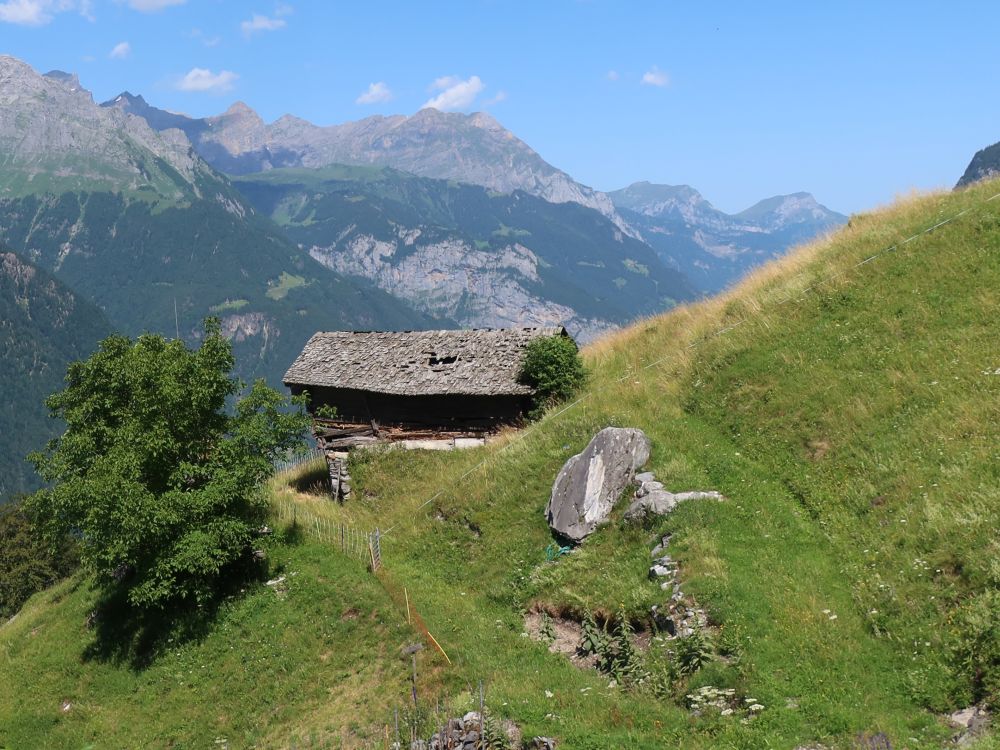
{"left": 310, "top": 235, "right": 613, "bottom": 342}
{"left": 103, "top": 94, "right": 633, "bottom": 232}
{"left": 234, "top": 166, "right": 697, "bottom": 342}
{"left": 610, "top": 182, "right": 847, "bottom": 293}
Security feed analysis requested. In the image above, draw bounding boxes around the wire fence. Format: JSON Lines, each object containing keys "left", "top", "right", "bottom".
{"left": 271, "top": 498, "right": 382, "bottom": 570}
{"left": 272, "top": 446, "right": 326, "bottom": 475}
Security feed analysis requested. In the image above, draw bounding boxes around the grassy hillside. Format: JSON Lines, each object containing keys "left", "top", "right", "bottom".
{"left": 3, "top": 179, "right": 1000, "bottom": 748}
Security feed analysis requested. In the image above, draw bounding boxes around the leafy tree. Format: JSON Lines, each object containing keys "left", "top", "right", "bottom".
{"left": 26, "top": 320, "right": 308, "bottom": 611}
{"left": 0, "top": 500, "right": 79, "bottom": 619}
{"left": 518, "top": 334, "right": 587, "bottom": 417}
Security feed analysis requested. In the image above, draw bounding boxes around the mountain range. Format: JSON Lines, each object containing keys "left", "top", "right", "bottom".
{"left": 102, "top": 92, "right": 630, "bottom": 233}
{"left": 609, "top": 182, "right": 847, "bottom": 292}
{"left": 0, "top": 56, "right": 436, "bottom": 386}
{"left": 233, "top": 165, "right": 694, "bottom": 339}
{"left": 0, "top": 53, "right": 846, "bottom": 500}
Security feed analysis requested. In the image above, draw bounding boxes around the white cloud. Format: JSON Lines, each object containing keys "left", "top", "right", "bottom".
{"left": 423, "top": 75, "right": 485, "bottom": 111}
{"left": 605, "top": 70, "right": 620, "bottom": 81}
{"left": 109, "top": 41, "right": 131, "bottom": 59}
{"left": 241, "top": 12, "right": 285, "bottom": 37}
{"left": 482, "top": 90, "right": 507, "bottom": 107}
{"left": 641, "top": 66, "right": 669, "bottom": 87}
{"left": 0, "top": 0, "right": 89, "bottom": 26}
{"left": 356, "top": 81, "right": 392, "bottom": 105}
{"left": 175, "top": 67, "right": 239, "bottom": 93}
{"left": 189, "top": 27, "right": 221, "bottom": 47}
{"left": 124, "top": 0, "right": 185, "bottom": 11}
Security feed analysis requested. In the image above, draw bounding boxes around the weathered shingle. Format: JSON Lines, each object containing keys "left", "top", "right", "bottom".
{"left": 283, "top": 327, "right": 572, "bottom": 397}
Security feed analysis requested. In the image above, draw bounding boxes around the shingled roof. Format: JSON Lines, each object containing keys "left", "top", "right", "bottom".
{"left": 283, "top": 327, "right": 572, "bottom": 397}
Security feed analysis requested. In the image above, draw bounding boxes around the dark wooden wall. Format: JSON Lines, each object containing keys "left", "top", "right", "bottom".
{"left": 288, "top": 385, "right": 532, "bottom": 430}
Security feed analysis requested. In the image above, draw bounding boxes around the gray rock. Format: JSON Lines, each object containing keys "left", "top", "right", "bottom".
{"left": 625, "top": 489, "right": 724, "bottom": 521}
{"left": 545, "top": 427, "right": 651, "bottom": 542}
{"left": 635, "top": 480, "right": 664, "bottom": 497}
{"left": 635, "top": 471, "right": 657, "bottom": 483}
{"left": 530, "top": 738, "right": 557, "bottom": 750}
{"left": 462, "top": 711, "right": 481, "bottom": 727}
{"left": 649, "top": 564, "right": 672, "bottom": 579}
{"left": 624, "top": 490, "right": 678, "bottom": 521}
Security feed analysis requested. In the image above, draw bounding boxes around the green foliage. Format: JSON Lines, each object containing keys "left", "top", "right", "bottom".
{"left": 314, "top": 403, "right": 339, "bottom": 420}
{"left": 717, "top": 624, "right": 745, "bottom": 665}
{"left": 578, "top": 609, "right": 607, "bottom": 657}
{"left": 954, "top": 584, "right": 1000, "bottom": 707}
{"left": 518, "top": 335, "right": 587, "bottom": 417}
{"left": 481, "top": 713, "right": 513, "bottom": 750}
{"left": 0, "top": 249, "right": 110, "bottom": 500}
{"left": 0, "top": 501, "right": 78, "bottom": 619}
{"left": 25, "top": 320, "right": 309, "bottom": 611}
{"left": 539, "top": 610, "right": 555, "bottom": 644}
{"left": 594, "top": 605, "right": 648, "bottom": 686}
{"left": 675, "top": 628, "right": 713, "bottom": 677}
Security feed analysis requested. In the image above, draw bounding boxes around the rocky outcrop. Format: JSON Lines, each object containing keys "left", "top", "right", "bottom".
{"left": 624, "top": 488, "right": 724, "bottom": 522}
{"left": 409, "top": 711, "right": 542, "bottom": 750}
{"left": 545, "top": 428, "right": 651, "bottom": 542}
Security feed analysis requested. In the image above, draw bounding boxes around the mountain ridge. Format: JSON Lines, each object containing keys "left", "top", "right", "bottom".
{"left": 609, "top": 181, "right": 846, "bottom": 292}
{"left": 0, "top": 56, "right": 442, "bottom": 390}
{"left": 234, "top": 165, "right": 698, "bottom": 341}
{"left": 101, "top": 92, "right": 634, "bottom": 233}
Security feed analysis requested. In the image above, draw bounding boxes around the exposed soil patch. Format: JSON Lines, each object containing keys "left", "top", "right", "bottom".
{"left": 524, "top": 609, "right": 597, "bottom": 669}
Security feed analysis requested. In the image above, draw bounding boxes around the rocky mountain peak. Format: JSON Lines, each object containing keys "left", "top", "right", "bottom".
{"left": 736, "top": 192, "right": 840, "bottom": 229}
{"left": 0, "top": 56, "right": 211, "bottom": 199}
{"left": 609, "top": 182, "right": 717, "bottom": 222}
{"left": 43, "top": 70, "right": 84, "bottom": 93}
{"left": 221, "top": 101, "right": 260, "bottom": 120}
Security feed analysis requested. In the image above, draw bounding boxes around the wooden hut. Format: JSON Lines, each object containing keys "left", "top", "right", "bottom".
{"left": 283, "top": 327, "right": 574, "bottom": 498}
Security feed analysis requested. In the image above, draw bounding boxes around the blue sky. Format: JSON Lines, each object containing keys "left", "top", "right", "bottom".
{"left": 2, "top": 1, "right": 999, "bottom": 214}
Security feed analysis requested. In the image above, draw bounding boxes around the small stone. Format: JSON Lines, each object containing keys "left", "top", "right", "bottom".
{"left": 635, "top": 472, "right": 656, "bottom": 483}
{"left": 635, "top": 481, "right": 664, "bottom": 498}
{"left": 649, "top": 564, "right": 672, "bottom": 579}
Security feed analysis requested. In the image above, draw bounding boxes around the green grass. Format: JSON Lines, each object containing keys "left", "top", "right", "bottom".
{"left": 266, "top": 180, "right": 1000, "bottom": 747}
{"left": 209, "top": 298, "right": 250, "bottom": 313}
{"left": 0, "top": 532, "right": 419, "bottom": 749}
{"left": 265, "top": 272, "right": 309, "bottom": 301}
{"left": 3, "top": 179, "right": 1000, "bottom": 747}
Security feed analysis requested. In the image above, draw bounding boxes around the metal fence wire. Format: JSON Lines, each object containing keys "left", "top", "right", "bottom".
{"left": 271, "top": 498, "right": 382, "bottom": 571}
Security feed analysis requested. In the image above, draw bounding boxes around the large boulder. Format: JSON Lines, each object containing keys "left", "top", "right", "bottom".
{"left": 545, "top": 427, "right": 651, "bottom": 542}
